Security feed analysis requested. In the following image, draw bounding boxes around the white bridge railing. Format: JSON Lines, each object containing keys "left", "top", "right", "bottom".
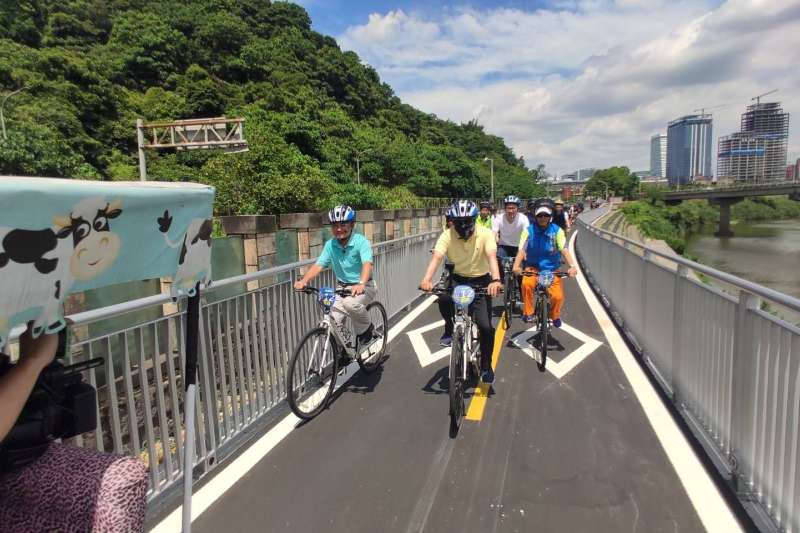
{"left": 58, "top": 230, "right": 439, "bottom": 508}
{"left": 576, "top": 217, "right": 800, "bottom": 533}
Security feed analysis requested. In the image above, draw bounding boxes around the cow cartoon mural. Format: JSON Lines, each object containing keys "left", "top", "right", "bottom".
{"left": 0, "top": 197, "right": 124, "bottom": 346}
{"left": 0, "top": 177, "right": 215, "bottom": 350}
{"left": 157, "top": 210, "right": 213, "bottom": 298}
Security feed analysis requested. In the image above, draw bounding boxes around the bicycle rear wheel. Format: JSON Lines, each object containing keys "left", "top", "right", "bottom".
{"left": 357, "top": 302, "right": 388, "bottom": 374}
{"left": 538, "top": 296, "right": 549, "bottom": 372}
{"left": 286, "top": 327, "right": 338, "bottom": 420}
{"left": 449, "top": 326, "right": 466, "bottom": 435}
{"left": 503, "top": 271, "right": 513, "bottom": 328}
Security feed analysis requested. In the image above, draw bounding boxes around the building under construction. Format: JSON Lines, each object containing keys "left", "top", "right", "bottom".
{"left": 717, "top": 102, "right": 789, "bottom": 182}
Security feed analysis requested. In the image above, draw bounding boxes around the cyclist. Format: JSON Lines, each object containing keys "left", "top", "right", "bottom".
{"left": 420, "top": 200, "right": 502, "bottom": 384}
{"left": 294, "top": 205, "right": 376, "bottom": 350}
{"left": 477, "top": 201, "right": 493, "bottom": 230}
{"left": 492, "top": 195, "right": 528, "bottom": 272}
{"left": 552, "top": 199, "right": 570, "bottom": 231}
{"left": 512, "top": 199, "right": 578, "bottom": 326}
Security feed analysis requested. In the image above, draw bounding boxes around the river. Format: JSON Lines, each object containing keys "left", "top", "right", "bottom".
{"left": 686, "top": 219, "right": 800, "bottom": 302}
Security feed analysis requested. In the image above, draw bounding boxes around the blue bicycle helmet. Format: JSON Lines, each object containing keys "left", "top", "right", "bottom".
{"left": 504, "top": 195, "right": 521, "bottom": 206}
{"left": 328, "top": 204, "right": 356, "bottom": 223}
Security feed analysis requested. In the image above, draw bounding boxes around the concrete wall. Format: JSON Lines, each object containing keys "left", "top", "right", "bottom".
{"left": 220, "top": 207, "right": 446, "bottom": 286}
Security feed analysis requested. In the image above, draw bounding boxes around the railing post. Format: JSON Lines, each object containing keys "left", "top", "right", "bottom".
{"left": 671, "top": 264, "right": 689, "bottom": 404}
{"left": 729, "top": 289, "right": 761, "bottom": 492}
{"left": 640, "top": 249, "right": 651, "bottom": 348}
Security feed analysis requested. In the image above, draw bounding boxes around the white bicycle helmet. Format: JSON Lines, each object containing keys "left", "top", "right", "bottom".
{"left": 328, "top": 204, "right": 356, "bottom": 223}
{"left": 503, "top": 195, "right": 521, "bottom": 206}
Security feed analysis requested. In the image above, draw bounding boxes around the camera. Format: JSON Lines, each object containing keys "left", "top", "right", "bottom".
{"left": 0, "top": 329, "right": 104, "bottom": 471}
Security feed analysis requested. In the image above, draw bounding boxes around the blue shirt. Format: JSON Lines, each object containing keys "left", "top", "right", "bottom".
{"left": 316, "top": 233, "right": 373, "bottom": 283}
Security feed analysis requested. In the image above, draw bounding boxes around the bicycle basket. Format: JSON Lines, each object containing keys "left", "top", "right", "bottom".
{"left": 538, "top": 270, "right": 555, "bottom": 288}
{"left": 452, "top": 285, "right": 476, "bottom": 310}
{"left": 319, "top": 287, "right": 336, "bottom": 307}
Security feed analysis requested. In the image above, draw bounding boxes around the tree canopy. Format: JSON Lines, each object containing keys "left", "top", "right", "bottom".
{"left": 583, "top": 166, "right": 640, "bottom": 200}
{"left": 0, "top": 0, "right": 546, "bottom": 214}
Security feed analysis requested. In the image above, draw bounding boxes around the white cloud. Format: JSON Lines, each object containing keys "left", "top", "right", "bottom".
{"left": 338, "top": 0, "right": 800, "bottom": 173}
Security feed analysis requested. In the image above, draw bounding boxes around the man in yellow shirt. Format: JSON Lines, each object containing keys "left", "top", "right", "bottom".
{"left": 420, "top": 200, "right": 502, "bottom": 384}
{"left": 476, "top": 201, "right": 493, "bottom": 230}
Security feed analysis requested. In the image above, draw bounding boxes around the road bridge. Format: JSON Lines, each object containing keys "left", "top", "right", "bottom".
{"left": 662, "top": 180, "right": 800, "bottom": 236}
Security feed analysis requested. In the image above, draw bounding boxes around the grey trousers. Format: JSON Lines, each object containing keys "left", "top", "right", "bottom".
{"left": 332, "top": 281, "right": 377, "bottom": 336}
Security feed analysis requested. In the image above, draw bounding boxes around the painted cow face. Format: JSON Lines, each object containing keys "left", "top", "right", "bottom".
{"left": 54, "top": 198, "right": 123, "bottom": 281}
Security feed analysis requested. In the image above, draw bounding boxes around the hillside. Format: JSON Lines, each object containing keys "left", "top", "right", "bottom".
{"left": 0, "top": 0, "right": 545, "bottom": 214}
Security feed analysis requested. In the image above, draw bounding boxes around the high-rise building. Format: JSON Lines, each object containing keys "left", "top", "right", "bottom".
{"left": 666, "top": 114, "right": 713, "bottom": 186}
{"left": 650, "top": 134, "right": 667, "bottom": 178}
{"left": 717, "top": 102, "right": 789, "bottom": 182}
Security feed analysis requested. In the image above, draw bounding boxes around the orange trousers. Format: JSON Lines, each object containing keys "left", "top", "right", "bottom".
{"left": 521, "top": 267, "right": 564, "bottom": 319}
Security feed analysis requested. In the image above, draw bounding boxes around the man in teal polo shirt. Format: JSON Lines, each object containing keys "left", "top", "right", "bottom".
{"left": 294, "top": 205, "right": 376, "bottom": 345}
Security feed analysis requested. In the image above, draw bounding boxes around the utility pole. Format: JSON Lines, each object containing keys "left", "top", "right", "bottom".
{"left": 1, "top": 86, "right": 27, "bottom": 142}
{"left": 483, "top": 157, "right": 494, "bottom": 203}
{"left": 355, "top": 148, "right": 372, "bottom": 185}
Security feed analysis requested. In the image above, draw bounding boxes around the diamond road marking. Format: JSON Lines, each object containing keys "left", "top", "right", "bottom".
{"left": 406, "top": 319, "right": 450, "bottom": 367}
{"left": 511, "top": 321, "right": 602, "bottom": 379}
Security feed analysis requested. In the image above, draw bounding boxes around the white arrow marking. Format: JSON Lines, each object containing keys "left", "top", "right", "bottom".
{"left": 406, "top": 319, "right": 451, "bottom": 367}
{"left": 511, "top": 321, "right": 602, "bottom": 379}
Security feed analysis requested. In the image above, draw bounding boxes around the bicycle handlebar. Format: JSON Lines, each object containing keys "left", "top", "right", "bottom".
{"left": 419, "top": 285, "right": 502, "bottom": 295}
{"left": 517, "top": 271, "right": 569, "bottom": 278}
{"left": 295, "top": 286, "right": 352, "bottom": 297}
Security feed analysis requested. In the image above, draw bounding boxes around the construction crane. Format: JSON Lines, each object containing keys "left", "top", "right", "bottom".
{"left": 693, "top": 104, "right": 728, "bottom": 116}
{"left": 751, "top": 89, "right": 778, "bottom": 105}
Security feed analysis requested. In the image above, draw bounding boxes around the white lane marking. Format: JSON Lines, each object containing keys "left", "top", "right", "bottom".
{"left": 149, "top": 295, "right": 438, "bottom": 532}
{"left": 569, "top": 230, "right": 743, "bottom": 533}
{"left": 510, "top": 321, "right": 602, "bottom": 379}
{"left": 406, "top": 319, "right": 450, "bottom": 367}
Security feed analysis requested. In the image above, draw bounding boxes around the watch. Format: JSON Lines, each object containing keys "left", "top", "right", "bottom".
{"left": 491, "top": 278, "right": 501, "bottom": 283}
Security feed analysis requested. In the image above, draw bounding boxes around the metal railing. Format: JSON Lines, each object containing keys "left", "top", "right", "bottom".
{"left": 58, "top": 230, "right": 440, "bottom": 505}
{"left": 575, "top": 217, "right": 800, "bottom": 533}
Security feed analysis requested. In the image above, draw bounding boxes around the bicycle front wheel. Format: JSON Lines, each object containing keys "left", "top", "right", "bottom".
{"left": 357, "top": 302, "right": 388, "bottom": 374}
{"left": 449, "top": 326, "right": 466, "bottom": 435}
{"left": 538, "top": 296, "right": 549, "bottom": 371}
{"left": 287, "top": 327, "right": 338, "bottom": 420}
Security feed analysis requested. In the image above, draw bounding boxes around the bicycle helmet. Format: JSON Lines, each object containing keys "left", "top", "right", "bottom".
{"left": 328, "top": 204, "right": 356, "bottom": 223}
{"left": 503, "top": 195, "right": 521, "bottom": 206}
{"left": 531, "top": 198, "right": 554, "bottom": 218}
{"left": 479, "top": 200, "right": 492, "bottom": 209}
{"left": 447, "top": 200, "right": 478, "bottom": 240}
{"left": 554, "top": 199, "right": 564, "bottom": 206}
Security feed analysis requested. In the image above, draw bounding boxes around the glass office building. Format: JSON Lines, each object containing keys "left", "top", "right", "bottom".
{"left": 666, "top": 115, "right": 713, "bottom": 186}
{"left": 650, "top": 134, "right": 667, "bottom": 178}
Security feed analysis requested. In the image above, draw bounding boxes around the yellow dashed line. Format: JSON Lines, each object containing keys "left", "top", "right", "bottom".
{"left": 465, "top": 312, "right": 508, "bottom": 421}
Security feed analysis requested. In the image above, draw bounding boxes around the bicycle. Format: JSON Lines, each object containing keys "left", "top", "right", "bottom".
{"left": 500, "top": 256, "right": 519, "bottom": 328}
{"left": 286, "top": 286, "right": 388, "bottom": 420}
{"left": 422, "top": 284, "right": 495, "bottom": 436}
{"left": 519, "top": 270, "right": 567, "bottom": 371}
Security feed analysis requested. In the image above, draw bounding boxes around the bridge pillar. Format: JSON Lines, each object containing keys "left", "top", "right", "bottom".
{"left": 710, "top": 198, "right": 742, "bottom": 237}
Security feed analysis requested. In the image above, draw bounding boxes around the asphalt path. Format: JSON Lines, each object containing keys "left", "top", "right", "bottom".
{"left": 182, "top": 226, "right": 712, "bottom": 533}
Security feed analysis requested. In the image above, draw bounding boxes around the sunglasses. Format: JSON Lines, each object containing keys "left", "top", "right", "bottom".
{"left": 535, "top": 213, "right": 552, "bottom": 218}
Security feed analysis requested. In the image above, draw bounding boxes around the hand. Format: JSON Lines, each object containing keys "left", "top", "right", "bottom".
{"left": 567, "top": 266, "right": 578, "bottom": 278}
{"left": 349, "top": 283, "right": 365, "bottom": 296}
{"left": 293, "top": 280, "right": 307, "bottom": 291}
{"left": 19, "top": 326, "right": 58, "bottom": 372}
{"left": 487, "top": 281, "right": 502, "bottom": 298}
{"left": 419, "top": 279, "right": 433, "bottom": 292}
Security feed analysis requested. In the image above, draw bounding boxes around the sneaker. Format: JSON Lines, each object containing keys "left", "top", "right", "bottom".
{"left": 552, "top": 318, "right": 562, "bottom": 328}
{"left": 439, "top": 335, "right": 453, "bottom": 347}
{"left": 521, "top": 314, "right": 533, "bottom": 323}
{"left": 357, "top": 324, "right": 374, "bottom": 345}
{"left": 481, "top": 369, "right": 495, "bottom": 384}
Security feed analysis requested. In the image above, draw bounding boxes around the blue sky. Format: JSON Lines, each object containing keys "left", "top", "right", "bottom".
{"left": 294, "top": 1, "right": 799, "bottom": 175}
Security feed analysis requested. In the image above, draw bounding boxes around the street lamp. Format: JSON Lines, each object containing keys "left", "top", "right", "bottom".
{"left": 483, "top": 157, "right": 494, "bottom": 203}
{"left": 355, "top": 148, "right": 372, "bottom": 185}
{"left": 1, "top": 86, "right": 27, "bottom": 142}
